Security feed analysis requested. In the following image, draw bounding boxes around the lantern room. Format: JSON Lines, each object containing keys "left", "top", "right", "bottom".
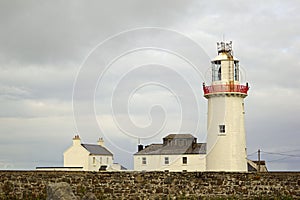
{"left": 203, "top": 41, "right": 249, "bottom": 97}
{"left": 211, "top": 41, "right": 240, "bottom": 84}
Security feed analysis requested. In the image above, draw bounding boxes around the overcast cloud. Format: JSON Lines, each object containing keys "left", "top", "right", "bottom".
{"left": 0, "top": 0, "right": 299, "bottom": 170}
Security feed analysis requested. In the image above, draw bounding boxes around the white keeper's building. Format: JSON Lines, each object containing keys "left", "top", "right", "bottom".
{"left": 134, "top": 134, "right": 206, "bottom": 172}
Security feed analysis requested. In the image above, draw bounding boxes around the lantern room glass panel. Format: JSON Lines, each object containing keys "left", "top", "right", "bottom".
{"left": 234, "top": 61, "right": 239, "bottom": 81}
{"left": 212, "top": 60, "right": 221, "bottom": 81}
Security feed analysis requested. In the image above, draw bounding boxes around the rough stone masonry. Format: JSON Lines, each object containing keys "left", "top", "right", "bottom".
{"left": 0, "top": 171, "right": 299, "bottom": 199}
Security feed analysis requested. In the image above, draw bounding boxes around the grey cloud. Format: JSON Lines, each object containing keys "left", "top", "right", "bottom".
{"left": 0, "top": 0, "right": 195, "bottom": 66}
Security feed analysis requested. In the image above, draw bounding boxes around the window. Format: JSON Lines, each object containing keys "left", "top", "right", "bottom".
{"left": 100, "top": 157, "right": 102, "bottom": 164}
{"left": 106, "top": 157, "right": 109, "bottom": 164}
{"left": 182, "top": 157, "right": 187, "bottom": 165}
{"left": 234, "top": 61, "right": 239, "bottom": 81}
{"left": 93, "top": 157, "right": 96, "bottom": 164}
{"left": 142, "top": 157, "right": 147, "bottom": 165}
{"left": 219, "top": 125, "right": 226, "bottom": 133}
{"left": 164, "top": 157, "right": 169, "bottom": 165}
{"left": 212, "top": 61, "right": 221, "bottom": 81}
{"left": 242, "top": 103, "right": 245, "bottom": 114}
{"left": 218, "top": 67, "right": 222, "bottom": 80}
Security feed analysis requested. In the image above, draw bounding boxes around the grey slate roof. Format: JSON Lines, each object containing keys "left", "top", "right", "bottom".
{"left": 164, "top": 134, "right": 195, "bottom": 139}
{"left": 81, "top": 144, "right": 113, "bottom": 156}
{"left": 134, "top": 143, "right": 206, "bottom": 155}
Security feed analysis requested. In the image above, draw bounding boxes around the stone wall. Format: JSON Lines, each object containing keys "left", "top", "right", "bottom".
{"left": 0, "top": 171, "right": 299, "bottom": 199}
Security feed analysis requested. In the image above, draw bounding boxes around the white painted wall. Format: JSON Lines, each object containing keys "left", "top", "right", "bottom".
{"left": 206, "top": 95, "right": 247, "bottom": 171}
{"left": 64, "top": 142, "right": 90, "bottom": 170}
{"left": 87, "top": 155, "right": 114, "bottom": 171}
{"left": 134, "top": 154, "right": 206, "bottom": 172}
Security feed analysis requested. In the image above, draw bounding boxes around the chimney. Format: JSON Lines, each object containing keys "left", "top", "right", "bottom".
{"left": 72, "top": 135, "right": 81, "bottom": 146}
{"left": 97, "top": 138, "right": 104, "bottom": 147}
{"left": 138, "top": 144, "right": 143, "bottom": 152}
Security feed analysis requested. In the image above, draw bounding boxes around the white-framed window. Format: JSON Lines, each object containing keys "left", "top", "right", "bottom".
{"left": 219, "top": 125, "right": 226, "bottom": 134}
{"left": 182, "top": 157, "right": 187, "bottom": 165}
{"left": 93, "top": 157, "right": 96, "bottom": 164}
{"left": 100, "top": 157, "right": 102, "bottom": 164}
{"left": 106, "top": 157, "right": 109, "bottom": 164}
{"left": 164, "top": 157, "right": 169, "bottom": 165}
{"left": 142, "top": 157, "right": 147, "bottom": 165}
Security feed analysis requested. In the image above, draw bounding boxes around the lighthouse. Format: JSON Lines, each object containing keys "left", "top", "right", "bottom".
{"left": 203, "top": 41, "right": 249, "bottom": 172}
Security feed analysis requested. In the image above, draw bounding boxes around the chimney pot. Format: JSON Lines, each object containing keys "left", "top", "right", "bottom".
{"left": 97, "top": 138, "right": 104, "bottom": 146}
{"left": 138, "top": 144, "right": 143, "bottom": 152}
{"left": 72, "top": 135, "right": 81, "bottom": 145}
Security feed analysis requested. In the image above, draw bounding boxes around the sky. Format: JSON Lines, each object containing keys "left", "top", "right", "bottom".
{"left": 0, "top": 0, "right": 300, "bottom": 171}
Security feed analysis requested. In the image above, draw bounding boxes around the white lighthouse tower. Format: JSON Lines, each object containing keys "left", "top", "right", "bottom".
{"left": 203, "top": 41, "right": 249, "bottom": 172}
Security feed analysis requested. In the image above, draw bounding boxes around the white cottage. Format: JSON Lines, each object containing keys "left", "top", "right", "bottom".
{"left": 64, "top": 135, "right": 124, "bottom": 171}
{"left": 134, "top": 134, "right": 206, "bottom": 172}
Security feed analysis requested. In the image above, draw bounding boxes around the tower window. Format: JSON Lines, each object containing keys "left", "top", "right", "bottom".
{"left": 182, "top": 157, "right": 187, "bottom": 165}
{"left": 142, "top": 157, "right": 147, "bottom": 165}
{"left": 219, "top": 125, "right": 226, "bottom": 133}
{"left": 164, "top": 157, "right": 169, "bottom": 165}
